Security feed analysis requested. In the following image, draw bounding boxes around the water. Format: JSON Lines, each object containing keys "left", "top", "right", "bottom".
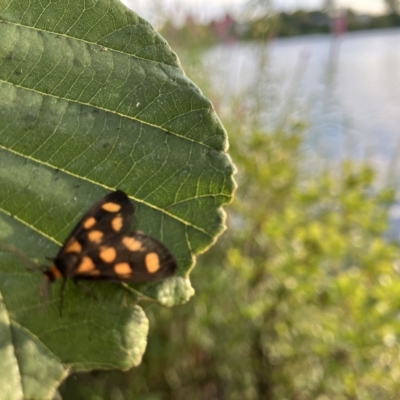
{"left": 205, "top": 28, "right": 400, "bottom": 235}
{"left": 206, "top": 28, "right": 400, "bottom": 175}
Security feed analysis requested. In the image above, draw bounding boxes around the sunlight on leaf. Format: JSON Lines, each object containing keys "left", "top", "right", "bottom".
{"left": 0, "top": 0, "right": 235, "bottom": 398}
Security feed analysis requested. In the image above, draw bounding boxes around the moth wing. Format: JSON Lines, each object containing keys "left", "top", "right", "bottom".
{"left": 72, "top": 232, "right": 177, "bottom": 282}
{"left": 60, "top": 190, "right": 134, "bottom": 249}
{"left": 53, "top": 191, "right": 135, "bottom": 278}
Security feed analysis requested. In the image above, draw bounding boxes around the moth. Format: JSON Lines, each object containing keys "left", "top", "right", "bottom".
{"left": 44, "top": 190, "right": 177, "bottom": 309}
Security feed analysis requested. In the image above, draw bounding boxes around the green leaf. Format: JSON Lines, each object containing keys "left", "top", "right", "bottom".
{"left": 0, "top": 0, "right": 235, "bottom": 398}
{"left": 1, "top": 247, "right": 149, "bottom": 400}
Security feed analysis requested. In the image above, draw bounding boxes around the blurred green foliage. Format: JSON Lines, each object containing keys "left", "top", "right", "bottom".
{"left": 60, "top": 6, "right": 400, "bottom": 398}
{"left": 61, "top": 97, "right": 400, "bottom": 398}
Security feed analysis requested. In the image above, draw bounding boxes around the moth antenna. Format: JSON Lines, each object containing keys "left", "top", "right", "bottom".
{"left": 0, "top": 243, "right": 40, "bottom": 271}
{"left": 40, "top": 275, "right": 50, "bottom": 303}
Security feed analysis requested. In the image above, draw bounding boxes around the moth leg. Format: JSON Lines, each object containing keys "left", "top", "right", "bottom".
{"left": 120, "top": 283, "right": 158, "bottom": 303}
{"left": 73, "top": 280, "right": 99, "bottom": 300}
{"left": 59, "top": 279, "right": 67, "bottom": 317}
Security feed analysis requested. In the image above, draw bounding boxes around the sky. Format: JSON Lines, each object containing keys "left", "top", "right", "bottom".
{"left": 122, "top": 0, "right": 387, "bottom": 24}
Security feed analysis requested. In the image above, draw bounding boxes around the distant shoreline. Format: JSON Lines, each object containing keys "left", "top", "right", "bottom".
{"left": 161, "top": 10, "right": 400, "bottom": 46}
{"left": 270, "top": 26, "right": 400, "bottom": 41}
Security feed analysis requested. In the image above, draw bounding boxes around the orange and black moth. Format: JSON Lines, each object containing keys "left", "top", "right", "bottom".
{"left": 44, "top": 190, "right": 177, "bottom": 295}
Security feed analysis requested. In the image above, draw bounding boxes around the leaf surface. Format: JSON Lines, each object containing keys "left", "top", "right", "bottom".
{"left": 0, "top": 0, "right": 235, "bottom": 398}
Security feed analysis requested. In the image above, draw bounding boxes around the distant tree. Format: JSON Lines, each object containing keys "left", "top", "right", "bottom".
{"left": 323, "top": 0, "right": 335, "bottom": 15}
{"left": 385, "top": 0, "right": 400, "bottom": 13}
{"left": 245, "top": 0, "right": 273, "bottom": 18}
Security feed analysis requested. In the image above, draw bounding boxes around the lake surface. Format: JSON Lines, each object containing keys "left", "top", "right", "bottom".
{"left": 205, "top": 28, "right": 400, "bottom": 235}
{"left": 206, "top": 28, "right": 400, "bottom": 177}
